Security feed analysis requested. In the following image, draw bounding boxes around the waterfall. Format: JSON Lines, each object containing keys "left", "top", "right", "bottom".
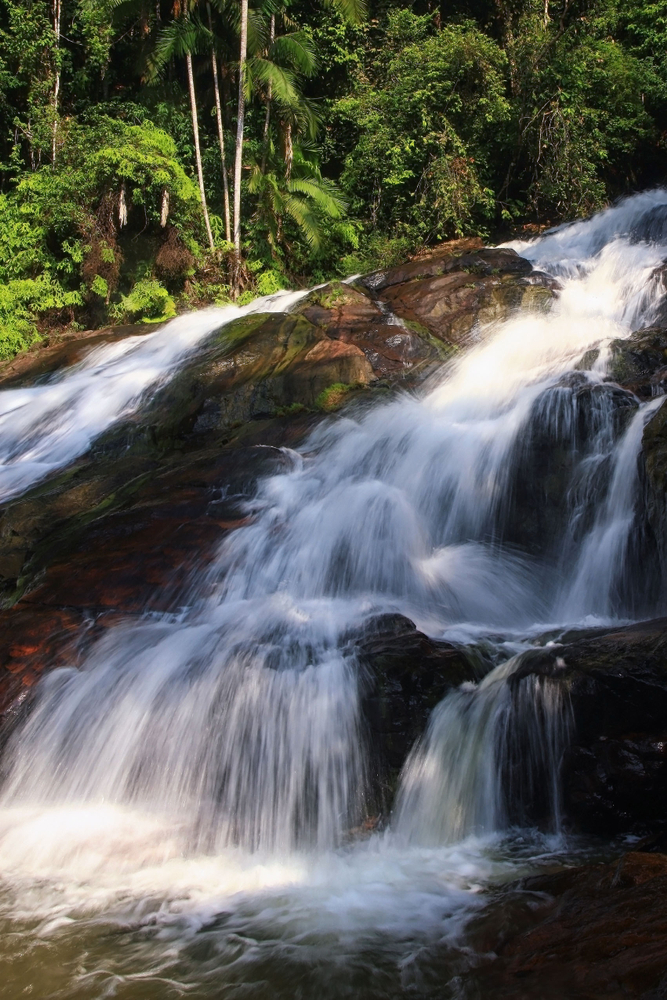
{"left": 1, "top": 192, "right": 667, "bottom": 995}
{"left": 0, "top": 288, "right": 310, "bottom": 502}
{"left": 393, "top": 654, "right": 572, "bottom": 845}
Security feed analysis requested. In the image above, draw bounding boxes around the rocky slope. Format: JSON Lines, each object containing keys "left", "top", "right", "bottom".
{"left": 0, "top": 243, "right": 551, "bottom": 717}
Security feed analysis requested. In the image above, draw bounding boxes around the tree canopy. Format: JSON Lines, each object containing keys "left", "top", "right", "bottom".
{"left": 0, "top": 0, "right": 664, "bottom": 354}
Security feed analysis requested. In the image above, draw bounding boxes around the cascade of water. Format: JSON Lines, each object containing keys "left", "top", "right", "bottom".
{"left": 0, "top": 601, "right": 365, "bottom": 854}
{"left": 2, "top": 191, "right": 667, "bottom": 877}
{"left": 393, "top": 653, "right": 572, "bottom": 845}
{"left": 0, "top": 288, "right": 310, "bottom": 502}
{"left": 557, "top": 394, "right": 665, "bottom": 620}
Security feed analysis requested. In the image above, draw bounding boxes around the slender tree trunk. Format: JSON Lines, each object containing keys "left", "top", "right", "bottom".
{"left": 52, "top": 0, "right": 61, "bottom": 167}
{"left": 186, "top": 50, "right": 215, "bottom": 252}
{"left": 208, "top": 3, "right": 231, "bottom": 243}
{"left": 233, "top": 0, "right": 248, "bottom": 258}
{"left": 284, "top": 122, "right": 293, "bottom": 182}
{"left": 492, "top": 0, "right": 519, "bottom": 97}
{"left": 261, "top": 13, "right": 275, "bottom": 173}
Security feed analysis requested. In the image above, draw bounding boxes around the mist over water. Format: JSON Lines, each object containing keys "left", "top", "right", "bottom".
{"left": 1, "top": 191, "right": 667, "bottom": 997}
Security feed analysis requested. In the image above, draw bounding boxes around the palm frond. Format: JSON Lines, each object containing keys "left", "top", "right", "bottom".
{"left": 270, "top": 32, "right": 318, "bottom": 77}
{"left": 323, "top": 0, "right": 367, "bottom": 25}
{"left": 283, "top": 194, "right": 322, "bottom": 247}
{"left": 247, "top": 58, "right": 300, "bottom": 106}
{"left": 288, "top": 176, "right": 347, "bottom": 217}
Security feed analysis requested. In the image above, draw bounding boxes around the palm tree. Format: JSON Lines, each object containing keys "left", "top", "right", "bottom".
{"left": 148, "top": 4, "right": 216, "bottom": 251}
{"left": 207, "top": 1, "right": 232, "bottom": 243}
{"left": 233, "top": 0, "right": 248, "bottom": 258}
{"left": 248, "top": 143, "right": 346, "bottom": 253}
{"left": 185, "top": 40, "right": 216, "bottom": 250}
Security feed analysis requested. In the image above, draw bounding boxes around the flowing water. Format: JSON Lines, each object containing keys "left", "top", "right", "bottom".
{"left": 0, "top": 288, "right": 310, "bottom": 503}
{"left": 1, "top": 192, "right": 667, "bottom": 998}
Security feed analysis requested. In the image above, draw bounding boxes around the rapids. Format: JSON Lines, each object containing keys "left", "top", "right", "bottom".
{"left": 1, "top": 191, "right": 667, "bottom": 998}
{"left": 0, "top": 288, "right": 310, "bottom": 502}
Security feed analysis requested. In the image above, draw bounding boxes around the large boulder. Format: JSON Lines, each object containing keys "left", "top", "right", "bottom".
{"left": 607, "top": 327, "right": 667, "bottom": 399}
{"left": 363, "top": 246, "right": 556, "bottom": 345}
{"left": 0, "top": 442, "right": 297, "bottom": 719}
{"left": 349, "top": 613, "right": 481, "bottom": 810}
{"left": 510, "top": 619, "right": 667, "bottom": 834}
{"left": 500, "top": 373, "right": 639, "bottom": 557}
{"left": 0, "top": 242, "right": 542, "bottom": 722}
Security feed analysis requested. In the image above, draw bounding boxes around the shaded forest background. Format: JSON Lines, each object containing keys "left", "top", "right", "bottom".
{"left": 0, "top": 0, "right": 664, "bottom": 356}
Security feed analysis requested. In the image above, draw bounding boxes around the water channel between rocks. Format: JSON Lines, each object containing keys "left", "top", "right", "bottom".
{"left": 2, "top": 191, "right": 667, "bottom": 998}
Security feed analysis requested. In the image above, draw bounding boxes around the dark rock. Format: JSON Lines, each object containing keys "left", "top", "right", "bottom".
{"left": 608, "top": 327, "right": 667, "bottom": 399}
{"left": 500, "top": 374, "right": 639, "bottom": 558}
{"left": 510, "top": 618, "right": 667, "bottom": 834}
{"left": 466, "top": 851, "right": 667, "bottom": 998}
{"left": 349, "top": 613, "right": 480, "bottom": 808}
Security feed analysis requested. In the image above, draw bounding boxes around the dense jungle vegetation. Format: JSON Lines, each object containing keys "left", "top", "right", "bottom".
{"left": 0, "top": 0, "right": 664, "bottom": 356}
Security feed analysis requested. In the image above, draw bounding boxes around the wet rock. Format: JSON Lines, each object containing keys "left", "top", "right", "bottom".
{"left": 349, "top": 613, "right": 480, "bottom": 807}
{"left": 500, "top": 374, "right": 639, "bottom": 557}
{"left": 467, "top": 851, "right": 667, "bottom": 999}
{"left": 0, "top": 442, "right": 299, "bottom": 721}
{"left": 608, "top": 327, "right": 667, "bottom": 399}
{"left": 511, "top": 618, "right": 667, "bottom": 834}
{"left": 363, "top": 247, "right": 555, "bottom": 346}
{"left": 0, "top": 244, "right": 551, "bottom": 721}
{"left": 642, "top": 397, "right": 667, "bottom": 586}
{"left": 299, "top": 282, "right": 450, "bottom": 378}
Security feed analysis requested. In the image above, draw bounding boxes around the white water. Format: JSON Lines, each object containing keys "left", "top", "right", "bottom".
{"left": 0, "top": 288, "right": 310, "bottom": 502}
{"left": 1, "top": 191, "right": 667, "bottom": 997}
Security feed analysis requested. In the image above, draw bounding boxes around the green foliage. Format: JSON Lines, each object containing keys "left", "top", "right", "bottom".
{"left": 315, "top": 381, "right": 363, "bottom": 411}
{"left": 0, "top": 274, "right": 82, "bottom": 359}
{"left": 255, "top": 271, "right": 285, "bottom": 296}
{"left": 336, "top": 15, "right": 509, "bottom": 243}
{"left": 0, "top": 0, "right": 664, "bottom": 359}
{"left": 508, "top": 10, "right": 656, "bottom": 217}
{"left": 90, "top": 274, "right": 109, "bottom": 299}
{"left": 114, "top": 278, "right": 176, "bottom": 324}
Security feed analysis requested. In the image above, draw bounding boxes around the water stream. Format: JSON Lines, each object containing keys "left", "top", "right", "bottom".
{"left": 1, "top": 192, "right": 667, "bottom": 997}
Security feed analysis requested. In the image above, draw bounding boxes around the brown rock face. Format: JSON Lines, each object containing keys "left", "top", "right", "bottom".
{"left": 468, "top": 851, "right": 667, "bottom": 999}
{"left": 0, "top": 323, "right": 156, "bottom": 387}
{"left": 0, "top": 441, "right": 302, "bottom": 719}
{"left": 363, "top": 247, "right": 556, "bottom": 345}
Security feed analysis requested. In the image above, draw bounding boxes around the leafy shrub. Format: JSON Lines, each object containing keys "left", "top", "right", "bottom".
{"left": 114, "top": 278, "right": 176, "bottom": 323}
{"left": 255, "top": 271, "right": 285, "bottom": 296}
{"left": 0, "top": 275, "right": 83, "bottom": 359}
{"left": 337, "top": 14, "right": 508, "bottom": 242}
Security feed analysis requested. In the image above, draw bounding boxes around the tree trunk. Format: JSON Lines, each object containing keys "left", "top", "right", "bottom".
{"left": 186, "top": 50, "right": 215, "bottom": 252}
{"left": 233, "top": 0, "right": 249, "bottom": 259}
{"left": 261, "top": 13, "right": 275, "bottom": 173}
{"left": 208, "top": 3, "right": 231, "bottom": 243}
{"left": 52, "top": 0, "right": 61, "bottom": 167}
{"left": 284, "top": 122, "right": 293, "bottom": 182}
{"left": 492, "top": 0, "right": 519, "bottom": 97}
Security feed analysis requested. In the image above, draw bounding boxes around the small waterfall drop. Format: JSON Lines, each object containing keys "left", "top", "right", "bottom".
{"left": 393, "top": 653, "right": 572, "bottom": 845}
